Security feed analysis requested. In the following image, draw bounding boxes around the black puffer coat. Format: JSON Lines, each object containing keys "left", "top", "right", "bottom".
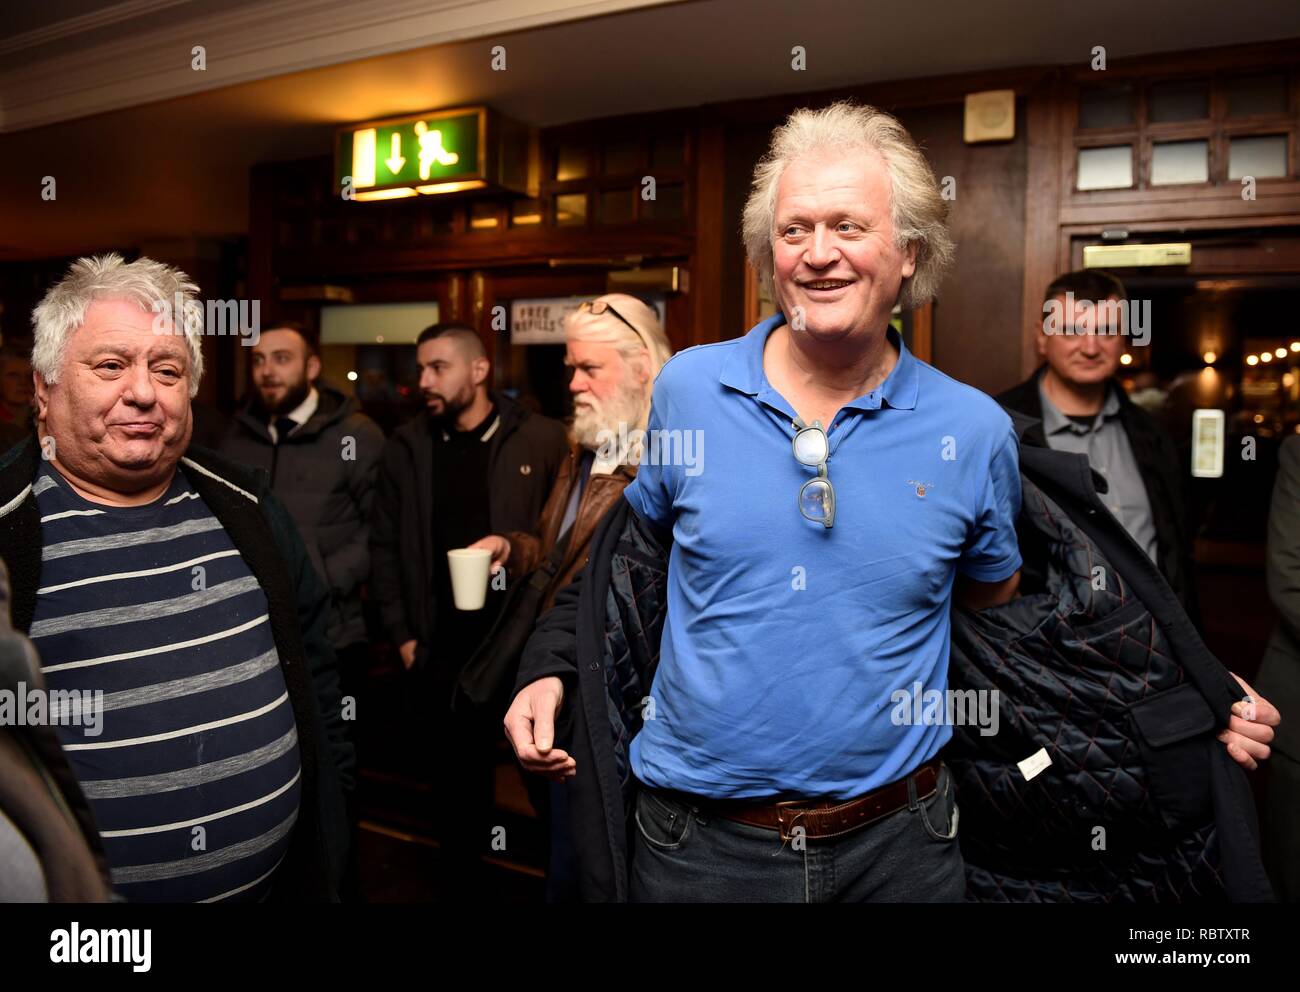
{"left": 947, "top": 411, "right": 1273, "bottom": 902}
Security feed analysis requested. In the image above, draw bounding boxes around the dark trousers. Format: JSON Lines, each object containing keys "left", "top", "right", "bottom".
{"left": 629, "top": 762, "right": 966, "bottom": 903}
{"left": 1263, "top": 749, "right": 1300, "bottom": 902}
{"left": 424, "top": 669, "right": 501, "bottom": 901}
{"left": 336, "top": 641, "right": 369, "bottom": 902}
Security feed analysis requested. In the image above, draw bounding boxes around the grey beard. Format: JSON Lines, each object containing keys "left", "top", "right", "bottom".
{"left": 571, "top": 385, "right": 647, "bottom": 456}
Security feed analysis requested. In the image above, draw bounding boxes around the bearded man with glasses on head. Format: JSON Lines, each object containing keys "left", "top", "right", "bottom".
{"left": 505, "top": 102, "right": 1022, "bottom": 902}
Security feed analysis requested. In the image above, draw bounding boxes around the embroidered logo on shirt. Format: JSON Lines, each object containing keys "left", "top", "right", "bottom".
{"left": 907, "top": 479, "right": 935, "bottom": 498}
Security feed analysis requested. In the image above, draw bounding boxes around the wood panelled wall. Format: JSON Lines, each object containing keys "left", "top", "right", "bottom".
{"left": 243, "top": 38, "right": 1300, "bottom": 406}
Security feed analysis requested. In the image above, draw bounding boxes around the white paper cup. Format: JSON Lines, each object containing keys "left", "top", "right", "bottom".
{"left": 447, "top": 548, "right": 493, "bottom": 611}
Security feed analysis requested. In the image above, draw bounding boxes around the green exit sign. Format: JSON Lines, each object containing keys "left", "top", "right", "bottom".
{"left": 335, "top": 105, "right": 529, "bottom": 200}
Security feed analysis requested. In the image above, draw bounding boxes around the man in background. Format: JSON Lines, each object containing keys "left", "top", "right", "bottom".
{"left": 997, "top": 270, "right": 1199, "bottom": 620}
{"left": 472, "top": 293, "right": 671, "bottom": 899}
{"left": 371, "top": 322, "right": 565, "bottom": 897}
{"left": 0, "top": 344, "right": 34, "bottom": 451}
{"left": 218, "top": 322, "right": 383, "bottom": 722}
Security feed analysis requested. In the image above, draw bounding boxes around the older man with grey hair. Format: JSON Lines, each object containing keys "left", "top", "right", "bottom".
{"left": 508, "top": 101, "right": 1021, "bottom": 902}
{"left": 0, "top": 253, "right": 352, "bottom": 902}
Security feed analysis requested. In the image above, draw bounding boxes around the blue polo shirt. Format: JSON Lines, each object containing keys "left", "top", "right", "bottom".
{"left": 624, "top": 313, "right": 1021, "bottom": 799}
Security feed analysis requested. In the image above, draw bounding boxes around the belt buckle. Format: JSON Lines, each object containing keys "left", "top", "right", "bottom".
{"left": 774, "top": 799, "right": 814, "bottom": 842}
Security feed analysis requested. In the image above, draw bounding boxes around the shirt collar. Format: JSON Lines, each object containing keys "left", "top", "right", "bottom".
{"left": 719, "top": 312, "right": 918, "bottom": 412}
{"left": 1037, "top": 376, "right": 1120, "bottom": 436}
{"left": 282, "top": 386, "right": 319, "bottom": 428}
{"left": 439, "top": 404, "right": 499, "bottom": 443}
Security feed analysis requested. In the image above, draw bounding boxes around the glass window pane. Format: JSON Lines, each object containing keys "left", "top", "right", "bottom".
{"left": 1229, "top": 135, "right": 1289, "bottom": 180}
{"left": 554, "top": 145, "right": 589, "bottom": 182}
{"left": 509, "top": 198, "right": 543, "bottom": 227}
{"left": 643, "top": 183, "right": 684, "bottom": 221}
{"left": 1148, "top": 79, "right": 1208, "bottom": 122}
{"left": 1227, "top": 74, "right": 1288, "bottom": 118}
{"left": 1151, "top": 140, "right": 1209, "bottom": 185}
{"left": 1076, "top": 145, "right": 1133, "bottom": 190}
{"left": 554, "top": 193, "right": 587, "bottom": 226}
{"left": 598, "top": 188, "right": 635, "bottom": 225}
{"left": 651, "top": 134, "right": 685, "bottom": 171}
{"left": 1078, "top": 84, "right": 1133, "bottom": 129}
{"left": 602, "top": 140, "right": 640, "bottom": 175}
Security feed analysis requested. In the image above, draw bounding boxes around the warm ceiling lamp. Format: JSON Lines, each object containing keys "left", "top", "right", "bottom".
{"left": 1277, "top": 347, "right": 1288, "bottom": 358}
{"left": 353, "top": 187, "right": 418, "bottom": 201}
{"left": 1247, "top": 355, "right": 1260, "bottom": 366}
{"left": 1262, "top": 352, "right": 1274, "bottom": 363}
{"left": 1203, "top": 351, "right": 1217, "bottom": 364}
{"left": 414, "top": 180, "right": 488, "bottom": 195}
{"left": 1291, "top": 342, "right": 1300, "bottom": 352}
{"left": 1119, "top": 354, "right": 1133, "bottom": 366}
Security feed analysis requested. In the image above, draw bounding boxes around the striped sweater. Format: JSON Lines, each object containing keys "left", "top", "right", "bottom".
{"left": 29, "top": 461, "right": 301, "bottom": 902}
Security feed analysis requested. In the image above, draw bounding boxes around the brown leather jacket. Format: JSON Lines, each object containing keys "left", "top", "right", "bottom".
{"left": 503, "top": 444, "right": 637, "bottom": 614}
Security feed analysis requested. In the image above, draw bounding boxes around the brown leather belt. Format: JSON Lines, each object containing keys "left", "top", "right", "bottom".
{"left": 676, "top": 759, "right": 942, "bottom": 842}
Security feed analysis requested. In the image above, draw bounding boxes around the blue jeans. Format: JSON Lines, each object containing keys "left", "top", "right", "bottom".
{"left": 629, "top": 763, "right": 965, "bottom": 902}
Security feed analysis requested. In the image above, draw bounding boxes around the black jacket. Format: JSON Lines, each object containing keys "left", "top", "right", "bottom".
{"left": 1260, "top": 434, "right": 1300, "bottom": 761}
{"left": 997, "top": 369, "right": 1199, "bottom": 623}
{"left": 515, "top": 419, "right": 1271, "bottom": 903}
{"left": 948, "top": 410, "right": 1272, "bottom": 902}
{"left": 218, "top": 384, "right": 385, "bottom": 647}
{"left": 0, "top": 438, "right": 354, "bottom": 902}
{"left": 370, "top": 391, "right": 567, "bottom": 662}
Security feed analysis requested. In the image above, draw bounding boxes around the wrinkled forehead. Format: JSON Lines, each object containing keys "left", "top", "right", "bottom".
{"left": 565, "top": 336, "right": 628, "bottom": 364}
{"left": 69, "top": 299, "right": 191, "bottom": 364}
{"left": 774, "top": 149, "right": 891, "bottom": 214}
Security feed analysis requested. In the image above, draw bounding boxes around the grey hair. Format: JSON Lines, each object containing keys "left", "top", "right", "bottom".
{"left": 742, "top": 100, "right": 955, "bottom": 312}
{"left": 565, "top": 294, "right": 672, "bottom": 380}
{"left": 31, "top": 253, "right": 205, "bottom": 397}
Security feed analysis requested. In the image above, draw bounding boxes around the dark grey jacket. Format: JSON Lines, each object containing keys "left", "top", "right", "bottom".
{"left": 1261, "top": 435, "right": 1300, "bottom": 761}
{"left": 370, "top": 391, "right": 567, "bottom": 665}
{"left": 218, "top": 384, "right": 384, "bottom": 648}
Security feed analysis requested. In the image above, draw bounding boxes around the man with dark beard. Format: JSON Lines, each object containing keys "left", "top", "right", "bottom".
{"left": 370, "top": 322, "right": 565, "bottom": 897}
{"left": 218, "top": 322, "right": 384, "bottom": 703}
{"left": 472, "top": 294, "right": 671, "bottom": 900}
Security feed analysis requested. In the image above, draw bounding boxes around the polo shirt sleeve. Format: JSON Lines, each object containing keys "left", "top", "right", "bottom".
{"left": 958, "top": 424, "right": 1023, "bottom": 582}
{"left": 622, "top": 382, "right": 681, "bottom": 531}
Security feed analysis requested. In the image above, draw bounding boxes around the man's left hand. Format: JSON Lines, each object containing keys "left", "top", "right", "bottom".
{"left": 1218, "top": 673, "right": 1280, "bottom": 771}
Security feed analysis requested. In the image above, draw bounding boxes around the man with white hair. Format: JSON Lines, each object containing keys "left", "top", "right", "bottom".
{"left": 474, "top": 293, "right": 669, "bottom": 900}
{"left": 472, "top": 294, "right": 672, "bottom": 609}
{"left": 0, "top": 254, "right": 353, "bottom": 902}
{"left": 507, "top": 102, "right": 1020, "bottom": 902}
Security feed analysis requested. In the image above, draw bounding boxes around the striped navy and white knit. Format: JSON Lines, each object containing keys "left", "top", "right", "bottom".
{"left": 29, "top": 461, "right": 301, "bottom": 903}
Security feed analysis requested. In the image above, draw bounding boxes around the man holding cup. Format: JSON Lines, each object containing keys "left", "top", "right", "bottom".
{"left": 370, "top": 322, "right": 565, "bottom": 895}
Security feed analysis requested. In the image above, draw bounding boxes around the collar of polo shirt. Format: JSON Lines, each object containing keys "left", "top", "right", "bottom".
{"left": 718, "top": 312, "right": 919, "bottom": 413}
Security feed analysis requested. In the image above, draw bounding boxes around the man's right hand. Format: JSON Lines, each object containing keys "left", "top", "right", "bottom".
{"left": 504, "top": 677, "right": 576, "bottom": 782}
{"left": 398, "top": 639, "right": 419, "bottom": 671}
